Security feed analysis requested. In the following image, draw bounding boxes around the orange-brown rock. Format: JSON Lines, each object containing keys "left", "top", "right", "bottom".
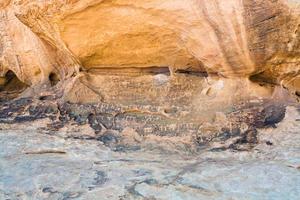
{"left": 0, "top": 0, "right": 299, "bottom": 101}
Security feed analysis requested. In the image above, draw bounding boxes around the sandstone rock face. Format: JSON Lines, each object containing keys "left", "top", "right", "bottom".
{"left": 0, "top": 2, "right": 299, "bottom": 198}
{"left": 0, "top": 0, "right": 299, "bottom": 132}
{"left": 0, "top": 0, "right": 298, "bottom": 85}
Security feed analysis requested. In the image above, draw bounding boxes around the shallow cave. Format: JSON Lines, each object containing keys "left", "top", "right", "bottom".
{"left": 249, "top": 72, "right": 277, "bottom": 86}
{"left": 49, "top": 72, "right": 60, "bottom": 87}
{"left": 0, "top": 70, "right": 28, "bottom": 102}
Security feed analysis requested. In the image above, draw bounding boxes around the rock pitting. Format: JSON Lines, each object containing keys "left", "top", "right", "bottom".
{"left": 0, "top": 0, "right": 299, "bottom": 199}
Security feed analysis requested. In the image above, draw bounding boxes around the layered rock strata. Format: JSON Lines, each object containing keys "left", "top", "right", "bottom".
{"left": 0, "top": 0, "right": 299, "bottom": 148}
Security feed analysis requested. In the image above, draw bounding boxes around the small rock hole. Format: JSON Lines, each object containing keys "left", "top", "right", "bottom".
{"left": 266, "top": 141, "right": 273, "bottom": 146}
{"left": 49, "top": 72, "right": 60, "bottom": 86}
{"left": 0, "top": 70, "right": 28, "bottom": 101}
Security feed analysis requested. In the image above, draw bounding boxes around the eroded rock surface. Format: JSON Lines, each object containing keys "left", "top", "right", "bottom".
{"left": 0, "top": 1, "right": 300, "bottom": 199}
{"left": 0, "top": 106, "right": 299, "bottom": 200}
{"left": 0, "top": 0, "right": 298, "bottom": 117}
{"left": 0, "top": 0, "right": 299, "bottom": 92}
{"left": 0, "top": 0, "right": 298, "bottom": 165}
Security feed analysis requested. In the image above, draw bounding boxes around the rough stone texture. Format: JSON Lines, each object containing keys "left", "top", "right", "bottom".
{"left": 0, "top": 0, "right": 299, "bottom": 90}
{"left": 0, "top": 0, "right": 298, "bottom": 158}
{"left": 0, "top": 0, "right": 298, "bottom": 151}
{"left": 0, "top": 106, "right": 299, "bottom": 200}
{"left": 0, "top": 1, "right": 300, "bottom": 198}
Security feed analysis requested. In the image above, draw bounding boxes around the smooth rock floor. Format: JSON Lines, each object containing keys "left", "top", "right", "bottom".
{"left": 0, "top": 107, "right": 299, "bottom": 200}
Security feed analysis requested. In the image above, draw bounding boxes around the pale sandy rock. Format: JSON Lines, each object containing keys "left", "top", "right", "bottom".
{"left": 1, "top": 107, "right": 300, "bottom": 199}
{"left": 121, "top": 127, "right": 143, "bottom": 144}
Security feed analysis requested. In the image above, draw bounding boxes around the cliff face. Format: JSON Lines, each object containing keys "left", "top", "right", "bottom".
{"left": 0, "top": 1, "right": 299, "bottom": 135}
{"left": 1, "top": 2, "right": 300, "bottom": 197}
{"left": 0, "top": 0, "right": 299, "bottom": 85}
